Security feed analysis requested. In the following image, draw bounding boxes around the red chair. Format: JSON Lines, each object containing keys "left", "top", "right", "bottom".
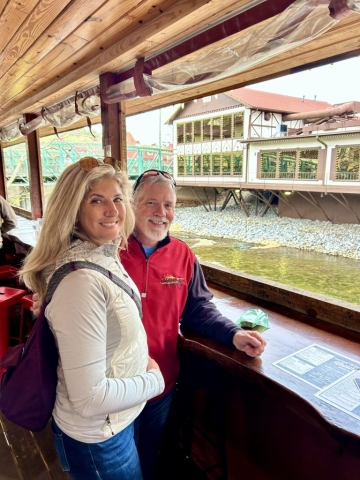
{"left": 0, "top": 265, "right": 19, "bottom": 288}
{"left": 0, "top": 287, "right": 27, "bottom": 361}
{"left": 5, "top": 253, "right": 27, "bottom": 268}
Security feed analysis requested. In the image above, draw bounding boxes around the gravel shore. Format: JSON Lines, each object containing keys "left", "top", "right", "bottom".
{"left": 172, "top": 204, "right": 360, "bottom": 259}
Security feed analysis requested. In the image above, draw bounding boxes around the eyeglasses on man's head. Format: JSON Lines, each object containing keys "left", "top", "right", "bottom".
{"left": 132, "top": 170, "right": 176, "bottom": 193}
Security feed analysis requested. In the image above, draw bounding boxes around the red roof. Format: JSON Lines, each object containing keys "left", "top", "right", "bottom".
{"left": 226, "top": 88, "right": 332, "bottom": 114}
{"left": 126, "top": 131, "right": 139, "bottom": 145}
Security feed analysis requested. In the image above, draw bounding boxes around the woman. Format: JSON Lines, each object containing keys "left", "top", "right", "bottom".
{"left": 20, "top": 157, "right": 164, "bottom": 480}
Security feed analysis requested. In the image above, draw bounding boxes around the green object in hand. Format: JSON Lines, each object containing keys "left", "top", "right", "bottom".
{"left": 236, "top": 309, "right": 269, "bottom": 330}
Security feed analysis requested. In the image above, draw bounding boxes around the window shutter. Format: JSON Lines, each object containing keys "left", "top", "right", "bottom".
{"left": 329, "top": 148, "right": 337, "bottom": 181}
{"left": 317, "top": 148, "right": 326, "bottom": 180}
{"left": 257, "top": 152, "right": 262, "bottom": 178}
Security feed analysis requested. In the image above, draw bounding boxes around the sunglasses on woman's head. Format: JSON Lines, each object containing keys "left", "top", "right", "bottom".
{"left": 78, "top": 157, "right": 121, "bottom": 172}
{"left": 133, "top": 170, "right": 176, "bottom": 193}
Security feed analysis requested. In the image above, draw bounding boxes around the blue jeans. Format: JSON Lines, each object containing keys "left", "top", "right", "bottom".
{"left": 52, "top": 419, "right": 143, "bottom": 480}
{"left": 134, "top": 388, "right": 174, "bottom": 480}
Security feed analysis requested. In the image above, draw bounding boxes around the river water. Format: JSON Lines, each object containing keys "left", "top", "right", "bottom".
{"left": 175, "top": 232, "right": 360, "bottom": 306}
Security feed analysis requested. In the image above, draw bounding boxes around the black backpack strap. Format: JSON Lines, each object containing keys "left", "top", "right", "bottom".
{"left": 45, "top": 261, "right": 142, "bottom": 318}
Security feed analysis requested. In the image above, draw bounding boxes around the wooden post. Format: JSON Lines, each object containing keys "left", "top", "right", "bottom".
{"left": 0, "top": 142, "right": 7, "bottom": 198}
{"left": 24, "top": 114, "right": 44, "bottom": 219}
{"left": 100, "top": 72, "right": 127, "bottom": 170}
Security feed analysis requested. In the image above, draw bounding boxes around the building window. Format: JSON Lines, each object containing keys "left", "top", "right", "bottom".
{"left": 203, "top": 119, "right": 211, "bottom": 141}
{"left": 234, "top": 112, "right": 244, "bottom": 138}
{"left": 223, "top": 114, "right": 233, "bottom": 139}
{"left": 279, "top": 150, "right": 296, "bottom": 179}
{"left": 336, "top": 147, "right": 360, "bottom": 180}
{"left": 194, "top": 120, "right": 202, "bottom": 142}
{"left": 260, "top": 149, "right": 319, "bottom": 180}
{"left": 185, "top": 123, "right": 193, "bottom": 143}
{"left": 212, "top": 117, "right": 222, "bottom": 141}
{"left": 222, "top": 153, "right": 232, "bottom": 175}
{"left": 177, "top": 155, "right": 185, "bottom": 175}
{"left": 194, "top": 155, "right": 201, "bottom": 174}
{"left": 233, "top": 153, "right": 243, "bottom": 175}
{"left": 177, "top": 124, "right": 184, "bottom": 144}
{"left": 185, "top": 155, "right": 193, "bottom": 174}
{"left": 212, "top": 153, "right": 221, "bottom": 175}
{"left": 261, "top": 152, "right": 277, "bottom": 179}
{"left": 299, "top": 149, "right": 319, "bottom": 179}
{"left": 203, "top": 154, "right": 211, "bottom": 175}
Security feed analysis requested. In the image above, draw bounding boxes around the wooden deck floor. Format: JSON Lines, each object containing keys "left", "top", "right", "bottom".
{"left": 0, "top": 413, "right": 69, "bottom": 480}
{"left": 0, "top": 412, "right": 206, "bottom": 480}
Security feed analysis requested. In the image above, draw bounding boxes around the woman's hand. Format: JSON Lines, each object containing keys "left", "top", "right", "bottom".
{"left": 147, "top": 356, "right": 160, "bottom": 371}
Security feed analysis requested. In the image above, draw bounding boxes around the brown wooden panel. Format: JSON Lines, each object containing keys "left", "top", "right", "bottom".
{"left": 0, "top": 414, "right": 51, "bottom": 480}
{"left": 178, "top": 282, "right": 360, "bottom": 456}
{"left": 0, "top": 0, "right": 105, "bottom": 103}
{"left": 0, "top": 0, "right": 75, "bottom": 77}
{"left": 32, "top": 423, "right": 70, "bottom": 479}
{"left": 3, "top": 34, "right": 89, "bottom": 101}
{"left": 75, "top": 0, "right": 141, "bottom": 41}
{"left": 256, "top": 151, "right": 261, "bottom": 178}
{"left": 0, "top": 0, "right": 35, "bottom": 53}
{"left": 317, "top": 147, "right": 326, "bottom": 180}
{"left": 200, "top": 261, "right": 360, "bottom": 334}
{"left": 143, "top": 0, "right": 250, "bottom": 50}
{"left": 0, "top": 420, "right": 21, "bottom": 480}
{"left": 330, "top": 147, "right": 338, "bottom": 180}
{"left": 0, "top": 0, "right": 175, "bottom": 111}
{"left": 0, "top": 142, "right": 7, "bottom": 198}
{"left": 119, "top": 103, "right": 127, "bottom": 171}
{"left": 0, "top": 0, "right": 8, "bottom": 12}
{"left": 25, "top": 114, "right": 44, "bottom": 219}
{"left": 100, "top": 72, "right": 121, "bottom": 159}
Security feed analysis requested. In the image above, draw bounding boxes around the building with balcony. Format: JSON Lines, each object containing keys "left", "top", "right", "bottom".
{"left": 168, "top": 88, "right": 360, "bottom": 223}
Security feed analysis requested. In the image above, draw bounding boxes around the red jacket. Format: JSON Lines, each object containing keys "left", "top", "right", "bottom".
{"left": 120, "top": 235, "right": 240, "bottom": 397}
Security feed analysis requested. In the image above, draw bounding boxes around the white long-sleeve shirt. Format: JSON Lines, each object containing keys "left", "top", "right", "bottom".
{"left": 45, "top": 240, "right": 164, "bottom": 443}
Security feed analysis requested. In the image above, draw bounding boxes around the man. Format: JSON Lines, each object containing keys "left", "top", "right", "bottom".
{"left": 0, "top": 195, "right": 17, "bottom": 264}
{"left": 120, "top": 170, "right": 266, "bottom": 480}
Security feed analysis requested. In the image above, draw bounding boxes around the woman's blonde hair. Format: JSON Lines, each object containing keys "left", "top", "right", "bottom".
{"left": 21, "top": 159, "right": 134, "bottom": 299}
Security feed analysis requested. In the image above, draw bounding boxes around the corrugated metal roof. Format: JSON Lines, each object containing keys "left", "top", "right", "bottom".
{"left": 226, "top": 88, "right": 333, "bottom": 113}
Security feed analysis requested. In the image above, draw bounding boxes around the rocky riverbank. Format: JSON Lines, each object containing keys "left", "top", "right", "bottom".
{"left": 171, "top": 204, "right": 360, "bottom": 259}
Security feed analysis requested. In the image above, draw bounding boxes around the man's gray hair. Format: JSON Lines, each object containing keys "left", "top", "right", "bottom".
{"left": 133, "top": 173, "right": 176, "bottom": 205}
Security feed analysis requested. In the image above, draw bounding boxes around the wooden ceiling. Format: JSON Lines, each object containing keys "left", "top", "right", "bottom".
{"left": 0, "top": 0, "right": 360, "bottom": 130}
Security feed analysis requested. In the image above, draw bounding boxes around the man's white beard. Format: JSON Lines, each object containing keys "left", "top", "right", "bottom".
{"left": 145, "top": 217, "right": 169, "bottom": 243}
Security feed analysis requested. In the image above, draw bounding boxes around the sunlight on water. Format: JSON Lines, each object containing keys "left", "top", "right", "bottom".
{"left": 176, "top": 233, "right": 360, "bottom": 306}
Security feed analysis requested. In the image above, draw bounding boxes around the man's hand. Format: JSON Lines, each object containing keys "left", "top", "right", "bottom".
{"left": 233, "top": 330, "right": 266, "bottom": 357}
{"left": 32, "top": 292, "right": 41, "bottom": 317}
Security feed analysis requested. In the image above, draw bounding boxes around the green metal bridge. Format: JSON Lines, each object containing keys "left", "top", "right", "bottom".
{"left": 3, "top": 141, "right": 174, "bottom": 186}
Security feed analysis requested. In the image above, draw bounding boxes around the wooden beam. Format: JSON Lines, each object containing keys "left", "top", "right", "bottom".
{"left": 119, "top": 103, "right": 127, "bottom": 172}
{"left": 191, "top": 187, "right": 208, "bottom": 212}
{"left": 24, "top": 114, "right": 44, "bottom": 219}
{"left": 0, "top": 143, "right": 7, "bottom": 198}
{"left": 100, "top": 73, "right": 121, "bottom": 162}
